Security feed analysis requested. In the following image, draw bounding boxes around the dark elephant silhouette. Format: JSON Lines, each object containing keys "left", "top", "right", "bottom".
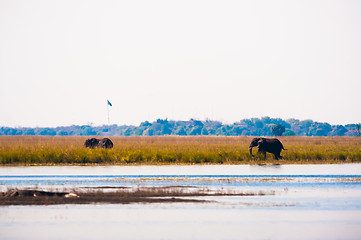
{"left": 249, "top": 137, "right": 286, "bottom": 160}
{"left": 84, "top": 138, "right": 113, "bottom": 149}
{"left": 84, "top": 138, "right": 99, "bottom": 148}
{"left": 98, "top": 138, "right": 113, "bottom": 149}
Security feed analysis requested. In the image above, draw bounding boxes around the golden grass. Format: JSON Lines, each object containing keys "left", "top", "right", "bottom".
{"left": 0, "top": 136, "right": 360, "bottom": 165}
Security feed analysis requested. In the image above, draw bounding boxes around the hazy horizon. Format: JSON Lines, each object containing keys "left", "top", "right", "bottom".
{"left": 1, "top": 0, "right": 360, "bottom": 128}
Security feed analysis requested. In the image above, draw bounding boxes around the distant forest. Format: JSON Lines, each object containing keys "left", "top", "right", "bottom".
{"left": 1, "top": 117, "right": 360, "bottom": 137}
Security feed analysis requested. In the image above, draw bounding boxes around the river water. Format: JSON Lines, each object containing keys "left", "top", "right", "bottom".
{"left": 1, "top": 164, "right": 361, "bottom": 240}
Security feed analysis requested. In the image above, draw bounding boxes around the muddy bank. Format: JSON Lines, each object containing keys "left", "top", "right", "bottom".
{"left": 0, "top": 187, "right": 270, "bottom": 206}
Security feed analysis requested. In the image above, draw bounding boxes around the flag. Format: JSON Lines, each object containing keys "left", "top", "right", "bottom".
{"left": 107, "top": 100, "right": 112, "bottom": 107}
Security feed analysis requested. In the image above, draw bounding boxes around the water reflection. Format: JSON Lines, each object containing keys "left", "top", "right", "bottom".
{"left": 1, "top": 163, "right": 360, "bottom": 176}
{"left": 1, "top": 205, "right": 361, "bottom": 240}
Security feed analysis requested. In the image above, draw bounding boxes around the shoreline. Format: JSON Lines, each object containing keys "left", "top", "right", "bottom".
{"left": 0, "top": 160, "right": 360, "bottom": 166}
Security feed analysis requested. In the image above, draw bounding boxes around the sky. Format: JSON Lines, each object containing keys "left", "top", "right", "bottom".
{"left": 1, "top": 0, "right": 360, "bottom": 127}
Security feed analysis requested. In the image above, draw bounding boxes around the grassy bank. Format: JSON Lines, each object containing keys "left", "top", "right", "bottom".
{"left": 0, "top": 136, "right": 360, "bottom": 165}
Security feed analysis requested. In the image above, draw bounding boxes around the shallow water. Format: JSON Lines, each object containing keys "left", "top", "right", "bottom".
{"left": 1, "top": 164, "right": 361, "bottom": 240}
{"left": 1, "top": 163, "right": 360, "bottom": 176}
{"left": 1, "top": 164, "right": 360, "bottom": 190}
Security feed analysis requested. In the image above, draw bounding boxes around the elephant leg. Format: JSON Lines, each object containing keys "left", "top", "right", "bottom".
{"left": 257, "top": 148, "right": 266, "bottom": 159}
{"left": 274, "top": 150, "right": 282, "bottom": 160}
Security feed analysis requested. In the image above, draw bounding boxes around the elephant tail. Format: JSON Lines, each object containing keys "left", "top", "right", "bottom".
{"left": 280, "top": 143, "right": 287, "bottom": 150}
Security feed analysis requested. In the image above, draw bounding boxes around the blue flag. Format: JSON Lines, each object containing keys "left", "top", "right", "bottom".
{"left": 107, "top": 100, "right": 112, "bottom": 107}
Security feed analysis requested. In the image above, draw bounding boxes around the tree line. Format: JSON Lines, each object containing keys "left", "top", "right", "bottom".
{"left": 1, "top": 117, "right": 360, "bottom": 137}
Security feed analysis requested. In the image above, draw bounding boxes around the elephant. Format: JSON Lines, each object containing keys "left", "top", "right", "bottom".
{"left": 98, "top": 138, "right": 113, "bottom": 149}
{"left": 249, "top": 137, "right": 286, "bottom": 160}
{"left": 84, "top": 138, "right": 99, "bottom": 148}
{"left": 84, "top": 138, "right": 113, "bottom": 149}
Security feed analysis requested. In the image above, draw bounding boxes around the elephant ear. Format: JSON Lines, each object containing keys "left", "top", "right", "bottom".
{"left": 257, "top": 139, "right": 264, "bottom": 147}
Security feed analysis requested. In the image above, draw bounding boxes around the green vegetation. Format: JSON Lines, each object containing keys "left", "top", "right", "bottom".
{"left": 0, "top": 136, "right": 360, "bottom": 165}
{"left": 1, "top": 117, "right": 360, "bottom": 136}
{"left": 271, "top": 124, "right": 285, "bottom": 136}
{"left": 356, "top": 124, "right": 361, "bottom": 136}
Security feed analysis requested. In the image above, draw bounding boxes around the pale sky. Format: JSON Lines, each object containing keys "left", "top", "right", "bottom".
{"left": 1, "top": 0, "right": 360, "bottom": 127}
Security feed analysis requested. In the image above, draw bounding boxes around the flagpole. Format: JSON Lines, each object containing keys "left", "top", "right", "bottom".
{"left": 107, "top": 103, "right": 110, "bottom": 125}
{"left": 107, "top": 100, "right": 112, "bottom": 125}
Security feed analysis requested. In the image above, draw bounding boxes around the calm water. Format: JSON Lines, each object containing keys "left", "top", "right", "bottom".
{"left": 1, "top": 164, "right": 361, "bottom": 240}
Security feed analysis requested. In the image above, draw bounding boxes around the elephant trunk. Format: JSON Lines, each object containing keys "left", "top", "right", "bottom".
{"left": 249, "top": 147, "right": 253, "bottom": 156}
